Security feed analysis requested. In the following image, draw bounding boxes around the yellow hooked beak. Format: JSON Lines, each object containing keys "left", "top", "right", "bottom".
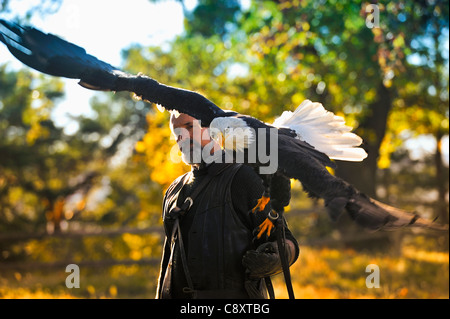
{"left": 212, "top": 130, "right": 238, "bottom": 151}
{"left": 219, "top": 132, "right": 226, "bottom": 150}
{"left": 213, "top": 132, "right": 226, "bottom": 150}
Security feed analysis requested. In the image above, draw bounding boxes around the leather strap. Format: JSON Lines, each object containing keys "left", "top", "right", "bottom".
{"left": 275, "top": 212, "right": 295, "bottom": 299}
{"left": 264, "top": 277, "right": 275, "bottom": 299}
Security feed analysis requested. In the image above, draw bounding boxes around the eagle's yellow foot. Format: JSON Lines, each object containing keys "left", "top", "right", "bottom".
{"left": 256, "top": 210, "right": 279, "bottom": 239}
{"left": 252, "top": 195, "right": 270, "bottom": 213}
{"left": 257, "top": 218, "right": 275, "bottom": 239}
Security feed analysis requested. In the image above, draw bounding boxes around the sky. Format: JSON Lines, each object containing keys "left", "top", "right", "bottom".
{"left": 0, "top": 0, "right": 448, "bottom": 165}
{"left": 1, "top": 0, "right": 190, "bottom": 132}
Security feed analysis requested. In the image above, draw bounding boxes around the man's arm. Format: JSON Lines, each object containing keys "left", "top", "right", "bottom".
{"left": 230, "top": 165, "right": 300, "bottom": 271}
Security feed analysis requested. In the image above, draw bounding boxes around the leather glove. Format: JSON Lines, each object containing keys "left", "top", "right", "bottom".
{"left": 242, "top": 241, "right": 293, "bottom": 279}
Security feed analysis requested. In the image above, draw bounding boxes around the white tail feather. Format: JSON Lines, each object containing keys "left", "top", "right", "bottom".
{"left": 272, "top": 100, "right": 368, "bottom": 161}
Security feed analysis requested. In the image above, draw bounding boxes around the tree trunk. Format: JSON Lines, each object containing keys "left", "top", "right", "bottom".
{"left": 333, "top": 82, "right": 395, "bottom": 251}
{"left": 434, "top": 131, "right": 449, "bottom": 250}
{"left": 335, "top": 82, "right": 392, "bottom": 198}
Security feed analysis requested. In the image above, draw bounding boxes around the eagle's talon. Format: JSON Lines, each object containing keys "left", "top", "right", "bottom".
{"left": 257, "top": 217, "right": 275, "bottom": 239}
{"left": 252, "top": 195, "right": 270, "bottom": 213}
{"left": 257, "top": 218, "right": 275, "bottom": 238}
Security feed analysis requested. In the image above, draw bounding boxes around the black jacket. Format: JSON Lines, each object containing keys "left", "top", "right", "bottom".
{"left": 156, "top": 163, "right": 299, "bottom": 299}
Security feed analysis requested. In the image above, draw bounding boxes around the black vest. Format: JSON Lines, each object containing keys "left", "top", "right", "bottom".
{"left": 156, "top": 163, "right": 264, "bottom": 299}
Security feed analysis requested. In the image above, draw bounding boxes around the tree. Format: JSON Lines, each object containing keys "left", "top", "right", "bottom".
{"left": 0, "top": 2, "right": 167, "bottom": 267}
{"left": 128, "top": 0, "right": 448, "bottom": 245}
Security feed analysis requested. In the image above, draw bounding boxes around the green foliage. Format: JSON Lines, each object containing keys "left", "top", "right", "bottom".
{"left": 0, "top": 67, "right": 161, "bottom": 258}
{"left": 184, "top": 0, "right": 241, "bottom": 37}
{"left": 0, "top": 0, "right": 448, "bottom": 298}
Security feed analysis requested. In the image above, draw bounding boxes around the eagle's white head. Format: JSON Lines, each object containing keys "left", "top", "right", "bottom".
{"left": 209, "top": 117, "right": 255, "bottom": 152}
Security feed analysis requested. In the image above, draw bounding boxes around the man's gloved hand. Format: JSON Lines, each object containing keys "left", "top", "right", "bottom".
{"left": 242, "top": 241, "right": 294, "bottom": 279}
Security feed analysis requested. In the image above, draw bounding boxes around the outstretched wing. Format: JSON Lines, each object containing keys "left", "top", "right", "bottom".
{"left": 3, "top": 21, "right": 447, "bottom": 234}
{"left": 0, "top": 19, "right": 123, "bottom": 86}
{"left": 0, "top": 19, "right": 228, "bottom": 126}
{"left": 276, "top": 134, "right": 448, "bottom": 233}
{"left": 345, "top": 195, "right": 449, "bottom": 232}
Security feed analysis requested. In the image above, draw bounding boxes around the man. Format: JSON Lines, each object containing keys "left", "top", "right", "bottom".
{"left": 156, "top": 113, "right": 299, "bottom": 299}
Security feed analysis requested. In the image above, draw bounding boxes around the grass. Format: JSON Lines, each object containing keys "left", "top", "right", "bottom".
{"left": 0, "top": 264, "right": 160, "bottom": 299}
{"left": 0, "top": 243, "right": 448, "bottom": 299}
{"left": 271, "top": 245, "right": 449, "bottom": 299}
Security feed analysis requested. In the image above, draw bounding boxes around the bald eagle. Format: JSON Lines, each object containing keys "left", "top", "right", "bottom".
{"left": 1, "top": 19, "right": 447, "bottom": 238}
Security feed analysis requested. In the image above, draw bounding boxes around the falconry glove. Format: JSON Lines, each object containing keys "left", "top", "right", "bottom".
{"left": 242, "top": 241, "right": 294, "bottom": 279}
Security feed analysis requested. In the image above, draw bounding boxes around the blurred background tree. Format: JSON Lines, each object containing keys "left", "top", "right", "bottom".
{"left": 138, "top": 0, "right": 448, "bottom": 247}
{"left": 0, "top": 0, "right": 448, "bottom": 298}
{"left": 0, "top": 0, "right": 162, "bottom": 275}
